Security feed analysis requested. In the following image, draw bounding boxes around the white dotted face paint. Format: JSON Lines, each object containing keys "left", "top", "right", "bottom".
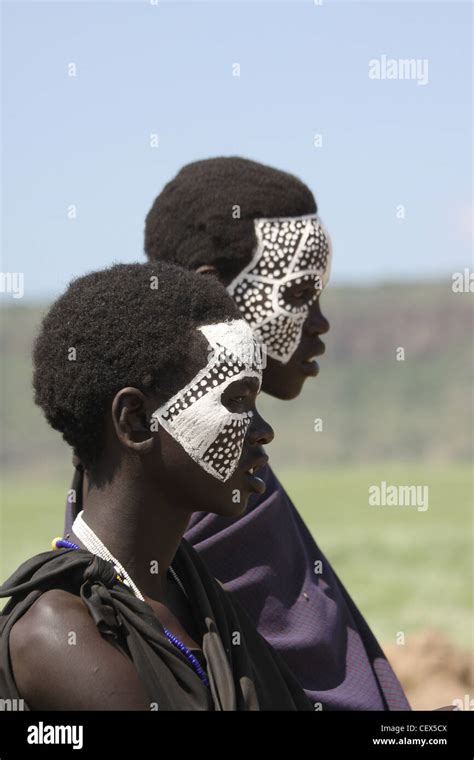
{"left": 227, "top": 214, "right": 332, "bottom": 364}
{"left": 152, "top": 319, "right": 262, "bottom": 482}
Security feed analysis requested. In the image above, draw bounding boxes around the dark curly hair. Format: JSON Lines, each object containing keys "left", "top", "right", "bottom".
{"left": 144, "top": 156, "right": 317, "bottom": 284}
{"left": 33, "top": 262, "right": 239, "bottom": 469}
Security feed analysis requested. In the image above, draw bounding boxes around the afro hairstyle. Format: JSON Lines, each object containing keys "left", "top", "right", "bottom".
{"left": 33, "top": 262, "right": 240, "bottom": 469}
{"left": 144, "top": 156, "right": 317, "bottom": 284}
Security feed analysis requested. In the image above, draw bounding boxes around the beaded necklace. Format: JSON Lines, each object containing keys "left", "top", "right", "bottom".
{"left": 52, "top": 511, "right": 209, "bottom": 688}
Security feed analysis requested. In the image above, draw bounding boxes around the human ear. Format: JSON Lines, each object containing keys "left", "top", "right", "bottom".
{"left": 111, "top": 388, "right": 155, "bottom": 455}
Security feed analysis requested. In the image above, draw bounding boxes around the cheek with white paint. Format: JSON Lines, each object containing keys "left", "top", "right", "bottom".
{"left": 227, "top": 214, "right": 333, "bottom": 364}
{"left": 151, "top": 320, "right": 262, "bottom": 482}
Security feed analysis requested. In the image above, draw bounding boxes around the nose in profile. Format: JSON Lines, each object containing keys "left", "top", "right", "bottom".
{"left": 304, "top": 301, "right": 330, "bottom": 337}
{"left": 247, "top": 410, "right": 274, "bottom": 447}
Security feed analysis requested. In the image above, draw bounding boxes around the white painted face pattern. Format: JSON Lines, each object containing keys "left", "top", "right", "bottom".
{"left": 152, "top": 320, "right": 262, "bottom": 482}
{"left": 227, "top": 214, "right": 332, "bottom": 364}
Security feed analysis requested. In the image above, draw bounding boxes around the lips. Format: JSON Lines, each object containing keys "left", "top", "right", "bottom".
{"left": 300, "top": 358, "right": 320, "bottom": 377}
{"left": 240, "top": 452, "right": 269, "bottom": 495}
{"left": 299, "top": 341, "right": 325, "bottom": 376}
{"left": 302, "top": 339, "right": 326, "bottom": 362}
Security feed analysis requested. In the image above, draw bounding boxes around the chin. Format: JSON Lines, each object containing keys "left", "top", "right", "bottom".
{"left": 211, "top": 496, "right": 249, "bottom": 519}
{"left": 261, "top": 355, "right": 312, "bottom": 400}
{"left": 270, "top": 385, "right": 303, "bottom": 401}
{"left": 262, "top": 374, "right": 306, "bottom": 401}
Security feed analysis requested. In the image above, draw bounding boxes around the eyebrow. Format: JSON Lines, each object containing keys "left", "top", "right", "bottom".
{"left": 226, "top": 376, "right": 260, "bottom": 393}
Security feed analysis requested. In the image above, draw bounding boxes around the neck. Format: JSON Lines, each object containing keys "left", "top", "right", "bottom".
{"left": 72, "top": 463, "right": 191, "bottom": 603}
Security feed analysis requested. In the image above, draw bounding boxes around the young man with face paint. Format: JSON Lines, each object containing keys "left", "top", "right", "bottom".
{"left": 0, "top": 262, "right": 311, "bottom": 711}
{"left": 140, "top": 157, "right": 411, "bottom": 711}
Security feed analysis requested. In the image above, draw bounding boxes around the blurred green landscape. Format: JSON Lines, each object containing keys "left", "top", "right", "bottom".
{"left": 0, "top": 282, "right": 472, "bottom": 648}
{"left": 1, "top": 465, "right": 471, "bottom": 649}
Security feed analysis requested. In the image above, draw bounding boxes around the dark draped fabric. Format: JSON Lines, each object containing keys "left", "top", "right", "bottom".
{"left": 0, "top": 541, "right": 312, "bottom": 711}
{"left": 63, "top": 464, "right": 410, "bottom": 711}
{"left": 185, "top": 466, "right": 410, "bottom": 711}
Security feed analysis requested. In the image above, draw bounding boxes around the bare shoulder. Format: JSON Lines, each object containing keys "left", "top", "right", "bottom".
{"left": 10, "top": 588, "right": 102, "bottom": 661}
{"left": 10, "top": 588, "right": 150, "bottom": 710}
{"left": 11, "top": 588, "right": 89, "bottom": 640}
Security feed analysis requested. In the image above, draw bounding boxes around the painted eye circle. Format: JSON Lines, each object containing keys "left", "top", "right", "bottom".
{"left": 278, "top": 276, "right": 317, "bottom": 312}
{"left": 291, "top": 288, "right": 309, "bottom": 300}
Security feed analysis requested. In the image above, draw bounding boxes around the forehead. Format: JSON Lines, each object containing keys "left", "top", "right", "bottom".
{"left": 199, "top": 319, "right": 263, "bottom": 375}
{"left": 252, "top": 214, "right": 331, "bottom": 277}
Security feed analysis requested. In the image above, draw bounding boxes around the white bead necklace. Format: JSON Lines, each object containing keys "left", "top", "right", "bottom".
{"left": 71, "top": 510, "right": 188, "bottom": 601}
{"left": 72, "top": 510, "right": 144, "bottom": 600}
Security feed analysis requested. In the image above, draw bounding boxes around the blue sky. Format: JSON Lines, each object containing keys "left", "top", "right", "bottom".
{"left": 1, "top": 0, "right": 472, "bottom": 299}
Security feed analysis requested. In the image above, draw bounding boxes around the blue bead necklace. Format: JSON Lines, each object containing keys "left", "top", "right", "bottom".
{"left": 52, "top": 535, "right": 210, "bottom": 688}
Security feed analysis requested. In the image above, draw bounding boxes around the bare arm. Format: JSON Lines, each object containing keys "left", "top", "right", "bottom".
{"left": 9, "top": 589, "right": 151, "bottom": 710}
